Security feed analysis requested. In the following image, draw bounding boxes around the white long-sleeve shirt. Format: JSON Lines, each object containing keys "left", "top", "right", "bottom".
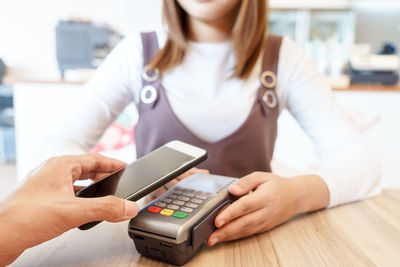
{"left": 55, "top": 29, "right": 381, "bottom": 207}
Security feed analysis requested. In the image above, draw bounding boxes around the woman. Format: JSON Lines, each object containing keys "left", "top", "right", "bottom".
{"left": 56, "top": 0, "right": 380, "bottom": 246}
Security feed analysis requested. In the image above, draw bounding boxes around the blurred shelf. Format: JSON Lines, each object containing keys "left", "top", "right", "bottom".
{"left": 3, "top": 77, "right": 86, "bottom": 86}
{"left": 270, "top": 0, "right": 400, "bottom": 10}
{"left": 2, "top": 67, "right": 94, "bottom": 86}
{"left": 353, "top": 1, "right": 400, "bottom": 9}
{"left": 270, "top": 0, "right": 352, "bottom": 10}
{"left": 333, "top": 84, "right": 400, "bottom": 91}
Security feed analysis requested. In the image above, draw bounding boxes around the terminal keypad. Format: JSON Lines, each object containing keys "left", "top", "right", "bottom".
{"left": 147, "top": 188, "right": 211, "bottom": 219}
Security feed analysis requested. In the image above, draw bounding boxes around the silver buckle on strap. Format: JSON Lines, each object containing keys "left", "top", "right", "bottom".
{"left": 262, "top": 90, "right": 277, "bottom": 109}
{"left": 142, "top": 66, "right": 160, "bottom": 82}
{"left": 261, "top": 71, "right": 277, "bottom": 89}
{"left": 140, "top": 85, "right": 158, "bottom": 104}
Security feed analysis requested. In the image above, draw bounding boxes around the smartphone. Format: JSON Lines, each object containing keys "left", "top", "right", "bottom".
{"left": 75, "top": 141, "right": 208, "bottom": 230}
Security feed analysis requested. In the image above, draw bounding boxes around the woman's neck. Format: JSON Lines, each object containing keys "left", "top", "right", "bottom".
{"left": 186, "top": 11, "right": 237, "bottom": 43}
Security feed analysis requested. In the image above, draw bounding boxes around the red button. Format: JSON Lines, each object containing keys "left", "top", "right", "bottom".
{"left": 148, "top": 206, "right": 162, "bottom": 213}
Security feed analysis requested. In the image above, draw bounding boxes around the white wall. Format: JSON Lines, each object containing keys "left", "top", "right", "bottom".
{"left": 0, "top": 0, "right": 162, "bottom": 80}
{"left": 274, "top": 91, "right": 400, "bottom": 189}
{"left": 13, "top": 83, "right": 137, "bottom": 180}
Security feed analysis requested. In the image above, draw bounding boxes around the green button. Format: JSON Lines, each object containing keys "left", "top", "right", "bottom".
{"left": 173, "top": 212, "right": 188, "bottom": 219}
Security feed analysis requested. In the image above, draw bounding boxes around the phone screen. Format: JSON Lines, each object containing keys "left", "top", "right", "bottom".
{"left": 76, "top": 146, "right": 195, "bottom": 199}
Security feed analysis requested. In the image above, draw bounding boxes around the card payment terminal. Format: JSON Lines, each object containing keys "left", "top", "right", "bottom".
{"left": 128, "top": 173, "right": 238, "bottom": 265}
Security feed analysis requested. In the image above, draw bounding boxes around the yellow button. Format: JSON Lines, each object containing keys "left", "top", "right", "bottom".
{"left": 160, "top": 209, "right": 174, "bottom": 216}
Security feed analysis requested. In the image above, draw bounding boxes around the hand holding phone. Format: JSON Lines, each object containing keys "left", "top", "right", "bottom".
{"left": 75, "top": 141, "right": 208, "bottom": 230}
{"left": 0, "top": 154, "right": 135, "bottom": 267}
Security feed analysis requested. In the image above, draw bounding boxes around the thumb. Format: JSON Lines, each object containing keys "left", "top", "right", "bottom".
{"left": 77, "top": 196, "right": 138, "bottom": 224}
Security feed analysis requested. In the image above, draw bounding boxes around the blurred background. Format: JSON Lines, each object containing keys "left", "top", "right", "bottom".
{"left": 0, "top": 0, "right": 399, "bottom": 198}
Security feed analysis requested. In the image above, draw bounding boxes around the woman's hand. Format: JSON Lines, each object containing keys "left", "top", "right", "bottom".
{"left": 0, "top": 154, "right": 139, "bottom": 266}
{"left": 207, "top": 172, "right": 330, "bottom": 246}
{"left": 142, "top": 168, "right": 210, "bottom": 204}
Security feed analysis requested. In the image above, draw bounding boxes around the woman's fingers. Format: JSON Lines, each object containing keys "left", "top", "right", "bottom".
{"left": 165, "top": 179, "right": 179, "bottom": 189}
{"left": 192, "top": 168, "right": 210, "bottom": 175}
{"left": 229, "top": 172, "right": 270, "bottom": 196}
{"left": 213, "top": 172, "right": 271, "bottom": 228}
{"left": 214, "top": 188, "right": 265, "bottom": 228}
{"left": 176, "top": 168, "right": 210, "bottom": 181}
{"left": 208, "top": 208, "right": 267, "bottom": 246}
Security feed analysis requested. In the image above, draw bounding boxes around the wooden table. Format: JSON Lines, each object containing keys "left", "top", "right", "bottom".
{"left": 10, "top": 190, "right": 400, "bottom": 267}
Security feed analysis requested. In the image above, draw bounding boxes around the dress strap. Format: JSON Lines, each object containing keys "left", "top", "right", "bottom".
{"left": 262, "top": 35, "right": 283, "bottom": 77}
{"left": 139, "top": 32, "right": 161, "bottom": 108}
{"left": 258, "top": 35, "right": 283, "bottom": 112}
{"left": 140, "top": 32, "right": 160, "bottom": 68}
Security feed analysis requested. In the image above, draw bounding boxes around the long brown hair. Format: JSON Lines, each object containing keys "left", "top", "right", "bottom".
{"left": 147, "top": 0, "right": 268, "bottom": 79}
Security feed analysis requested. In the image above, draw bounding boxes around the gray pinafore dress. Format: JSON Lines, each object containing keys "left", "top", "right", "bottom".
{"left": 135, "top": 32, "right": 283, "bottom": 178}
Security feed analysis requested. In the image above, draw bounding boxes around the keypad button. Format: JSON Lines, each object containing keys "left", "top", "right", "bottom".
{"left": 173, "top": 212, "right": 188, "bottom": 219}
{"left": 178, "top": 196, "right": 190, "bottom": 201}
{"left": 173, "top": 190, "right": 183, "bottom": 195}
{"left": 155, "top": 202, "right": 167, "bottom": 208}
{"left": 169, "top": 194, "right": 178, "bottom": 199}
{"left": 173, "top": 200, "right": 185, "bottom": 206}
{"left": 183, "top": 192, "right": 195, "bottom": 197}
{"left": 160, "top": 209, "right": 174, "bottom": 216}
{"left": 181, "top": 207, "right": 194, "bottom": 213}
{"left": 196, "top": 194, "right": 208, "bottom": 200}
{"left": 163, "top": 198, "right": 172, "bottom": 203}
{"left": 167, "top": 204, "right": 180, "bottom": 210}
{"left": 148, "top": 206, "right": 162, "bottom": 213}
{"left": 186, "top": 203, "right": 198, "bottom": 209}
{"left": 191, "top": 199, "right": 203, "bottom": 204}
